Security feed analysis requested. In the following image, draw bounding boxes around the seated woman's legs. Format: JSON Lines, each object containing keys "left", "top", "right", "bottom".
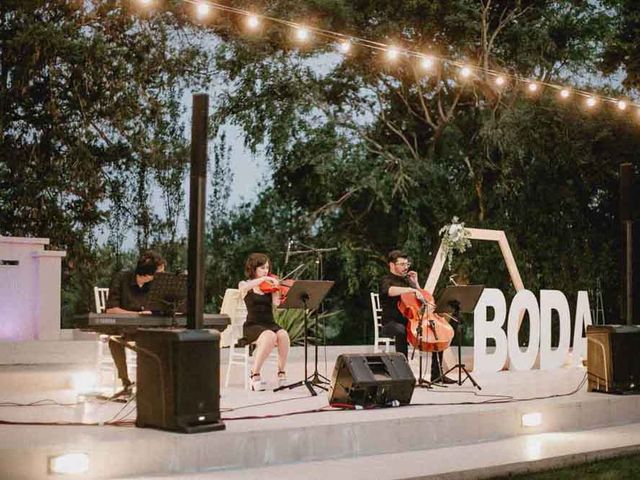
{"left": 252, "top": 330, "right": 277, "bottom": 376}
{"left": 275, "top": 329, "right": 290, "bottom": 373}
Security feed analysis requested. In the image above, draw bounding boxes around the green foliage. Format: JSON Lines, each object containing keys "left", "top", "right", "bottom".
{"left": 0, "top": 0, "right": 211, "bottom": 321}
{"left": 204, "top": 0, "right": 639, "bottom": 343}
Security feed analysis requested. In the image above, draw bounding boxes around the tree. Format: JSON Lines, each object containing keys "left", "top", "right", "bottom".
{"left": 204, "top": 0, "right": 638, "bottom": 342}
{"left": 0, "top": 0, "right": 212, "bottom": 317}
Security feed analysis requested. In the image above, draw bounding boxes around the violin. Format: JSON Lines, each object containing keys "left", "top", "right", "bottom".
{"left": 398, "top": 282, "right": 454, "bottom": 353}
{"left": 259, "top": 273, "right": 294, "bottom": 304}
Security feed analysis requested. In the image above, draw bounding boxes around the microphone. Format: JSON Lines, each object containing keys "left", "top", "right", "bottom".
{"left": 284, "top": 239, "right": 292, "bottom": 266}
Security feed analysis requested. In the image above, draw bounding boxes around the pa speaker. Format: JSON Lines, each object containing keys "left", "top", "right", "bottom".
{"left": 620, "top": 163, "right": 639, "bottom": 221}
{"left": 135, "top": 328, "right": 225, "bottom": 433}
{"left": 587, "top": 325, "right": 640, "bottom": 394}
{"left": 328, "top": 353, "right": 415, "bottom": 407}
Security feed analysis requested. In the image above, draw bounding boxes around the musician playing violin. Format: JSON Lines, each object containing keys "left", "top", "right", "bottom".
{"left": 238, "top": 253, "right": 291, "bottom": 391}
{"left": 379, "top": 250, "right": 455, "bottom": 384}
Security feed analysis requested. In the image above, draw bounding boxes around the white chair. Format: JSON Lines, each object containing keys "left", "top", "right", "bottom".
{"left": 220, "top": 288, "right": 276, "bottom": 390}
{"left": 370, "top": 292, "right": 394, "bottom": 352}
{"left": 93, "top": 286, "right": 136, "bottom": 391}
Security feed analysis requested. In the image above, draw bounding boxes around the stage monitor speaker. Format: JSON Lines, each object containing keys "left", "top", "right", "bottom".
{"left": 587, "top": 325, "right": 640, "bottom": 394}
{"left": 328, "top": 353, "right": 415, "bottom": 407}
{"left": 135, "top": 328, "right": 225, "bottom": 433}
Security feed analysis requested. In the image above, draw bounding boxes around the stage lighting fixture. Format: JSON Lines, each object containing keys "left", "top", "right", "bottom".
{"left": 49, "top": 453, "right": 89, "bottom": 475}
{"left": 521, "top": 412, "right": 542, "bottom": 427}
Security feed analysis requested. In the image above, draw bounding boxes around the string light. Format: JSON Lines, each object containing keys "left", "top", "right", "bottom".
{"left": 386, "top": 46, "right": 399, "bottom": 61}
{"left": 420, "top": 56, "right": 434, "bottom": 71}
{"left": 157, "top": 0, "right": 640, "bottom": 120}
{"left": 138, "top": 0, "right": 153, "bottom": 5}
{"left": 195, "top": 2, "right": 210, "bottom": 19}
{"left": 295, "top": 26, "right": 310, "bottom": 42}
{"left": 459, "top": 66, "right": 472, "bottom": 79}
{"left": 338, "top": 39, "right": 351, "bottom": 54}
{"left": 246, "top": 14, "right": 259, "bottom": 30}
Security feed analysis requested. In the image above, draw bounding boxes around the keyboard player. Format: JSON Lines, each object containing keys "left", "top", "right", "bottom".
{"left": 105, "top": 250, "right": 166, "bottom": 395}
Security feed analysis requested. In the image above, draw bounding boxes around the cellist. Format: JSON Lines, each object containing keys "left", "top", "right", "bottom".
{"left": 378, "top": 250, "right": 455, "bottom": 384}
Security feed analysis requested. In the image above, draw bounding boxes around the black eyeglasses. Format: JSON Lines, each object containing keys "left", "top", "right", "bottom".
{"left": 395, "top": 261, "right": 411, "bottom": 267}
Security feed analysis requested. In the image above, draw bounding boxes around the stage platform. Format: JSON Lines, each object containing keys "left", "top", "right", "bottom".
{"left": 1, "top": 341, "right": 640, "bottom": 479}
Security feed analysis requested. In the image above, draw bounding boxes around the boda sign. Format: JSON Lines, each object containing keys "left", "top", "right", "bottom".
{"left": 473, "top": 288, "right": 592, "bottom": 372}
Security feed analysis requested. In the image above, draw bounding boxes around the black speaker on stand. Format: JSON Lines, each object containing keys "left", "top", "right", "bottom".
{"left": 135, "top": 329, "right": 225, "bottom": 433}
{"left": 587, "top": 325, "right": 640, "bottom": 394}
{"left": 328, "top": 353, "right": 415, "bottom": 407}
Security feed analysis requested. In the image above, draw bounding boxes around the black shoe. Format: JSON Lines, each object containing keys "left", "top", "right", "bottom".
{"left": 439, "top": 376, "right": 457, "bottom": 385}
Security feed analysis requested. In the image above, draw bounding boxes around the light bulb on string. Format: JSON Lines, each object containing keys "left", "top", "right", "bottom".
{"left": 138, "top": 0, "right": 153, "bottom": 5}
{"left": 295, "top": 26, "right": 310, "bottom": 42}
{"left": 459, "top": 66, "right": 472, "bottom": 79}
{"left": 195, "top": 2, "right": 210, "bottom": 19}
{"left": 585, "top": 96, "right": 597, "bottom": 108}
{"left": 559, "top": 88, "right": 571, "bottom": 99}
{"left": 420, "top": 56, "right": 434, "bottom": 71}
{"left": 338, "top": 39, "right": 351, "bottom": 54}
{"left": 246, "top": 14, "right": 260, "bottom": 30}
{"left": 494, "top": 75, "right": 506, "bottom": 87}
{"left": 527, "top": 82, "right": 540, "bottom": 93}
{"left": 617, "top": 100, "right": 628, "bottom": 111}
{"left": 386, "top": 46, "right": 399, "bottom": 61}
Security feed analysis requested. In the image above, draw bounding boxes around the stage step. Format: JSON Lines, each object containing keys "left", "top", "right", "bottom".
{"left": 114, "top": 422, "right": 640, "bottom": 480}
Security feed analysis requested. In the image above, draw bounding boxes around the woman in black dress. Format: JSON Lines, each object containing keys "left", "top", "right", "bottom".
{"left": 238, "top": 253, "right": 290, "bottom": 391}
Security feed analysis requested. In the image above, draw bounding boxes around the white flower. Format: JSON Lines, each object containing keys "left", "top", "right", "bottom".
{"left": 439, "top": 217, "right": 471, "bottom": 270}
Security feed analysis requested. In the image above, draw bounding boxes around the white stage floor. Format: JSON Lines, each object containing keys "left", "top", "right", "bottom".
{"left": 1, "top": 344, "right": 639, "bottom": 479}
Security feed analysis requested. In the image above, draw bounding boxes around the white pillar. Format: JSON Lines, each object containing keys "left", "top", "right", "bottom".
{"left": 0, "top": 236, "right": 66, "bottom": 341}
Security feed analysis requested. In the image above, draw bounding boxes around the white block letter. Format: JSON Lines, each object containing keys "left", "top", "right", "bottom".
{"left": 539, "top": 290, "right": 571, "bottom": 370}
{"left": 508, "top": 289, "right": 540, "bottom": 371}
{"left": 473, "top": 288, "right": 508, "bottom": 373}
{"left": 572, "top": 291, "right": 593, "bottom": 365}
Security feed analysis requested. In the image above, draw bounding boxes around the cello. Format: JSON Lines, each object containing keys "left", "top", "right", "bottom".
{"left": 398, "top": 280, "right": 454, "bottom": 353}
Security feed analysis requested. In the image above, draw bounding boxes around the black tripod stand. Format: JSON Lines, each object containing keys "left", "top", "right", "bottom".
{"left": 285, "top": 242, "right": 337, "bottom": 388}
{"left": 434, "top": 285, "right": 485, "bottom": 390}
{"left": 273, "top": 280, "right": 334, "bottom": 396}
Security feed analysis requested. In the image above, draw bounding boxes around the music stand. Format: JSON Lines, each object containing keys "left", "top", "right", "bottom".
{"left": 273, "top": 280, "right": 334, "bottom": 396}
{"left": 146, "top": 273, "right": 187, "bottom": 325}
{"left": 434, "top": 285, "right": 485, "bottom": 389}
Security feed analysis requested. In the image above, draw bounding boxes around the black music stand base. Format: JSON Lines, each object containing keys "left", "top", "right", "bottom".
{"left": 433, "top": 317, "right": 481, "bottom": 390}
{"left": 432, "top": 285, "right": 485, "bottom": 391}
{"left": 272, "top": 280, "right": 334, "bottom": 396}
{"left": 274, "top": 378, "right": 318, "bottom": 396}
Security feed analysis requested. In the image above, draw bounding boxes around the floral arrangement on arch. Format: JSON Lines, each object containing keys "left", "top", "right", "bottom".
{"left": 438, "top": 216, "right": 472, "bottom": 270}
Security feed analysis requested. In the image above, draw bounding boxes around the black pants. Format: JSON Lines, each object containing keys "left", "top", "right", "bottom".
{"left": 108, "top": 335, "right": 132, "bottom": 386}
{"left": 381, "top": 321, "right": 444, "bottom": 378}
